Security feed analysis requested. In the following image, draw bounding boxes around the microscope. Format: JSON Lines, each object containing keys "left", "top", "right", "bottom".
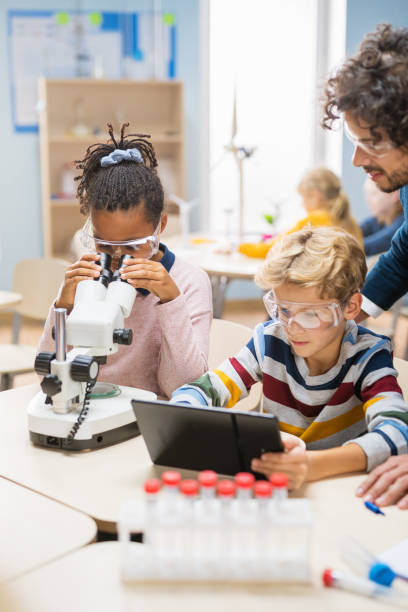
{"left": 27, "top": 254, "right": 156, "bottom": 450}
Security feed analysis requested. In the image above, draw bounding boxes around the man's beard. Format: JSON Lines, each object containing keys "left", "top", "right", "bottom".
{"left": 364, "top": 164, "right": 408, "bottom": 193}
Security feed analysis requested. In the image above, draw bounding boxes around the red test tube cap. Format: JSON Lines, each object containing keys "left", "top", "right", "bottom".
{"left": 198, "top": 470, "right": 218, "bottom": 487}
{"left": 144, "top": 478, "right": 161, "bottom": 494}
{"left": 180, "top": 479, "right": 199, "bottom": 496}
{"left": 162, "top": 470, "right": 181, "bottom": 487}
{"left": 217, "top": 480, "right": 236, "bottom": 497}
{"left": 235, "top": 472, "right": 255, "bottom": 489}
{"left": 254, "top": 481, "right": 272, "bottom": 498}
{"left": 322, "top": 569, "right": 334, "bottom": 587}
{"left": 269, "top": 472, "right": 288, "bottom": 488}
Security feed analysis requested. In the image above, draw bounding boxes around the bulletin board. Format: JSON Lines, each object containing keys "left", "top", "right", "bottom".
{"left": 8, "top": 10, "right": 177, "bottom": 133}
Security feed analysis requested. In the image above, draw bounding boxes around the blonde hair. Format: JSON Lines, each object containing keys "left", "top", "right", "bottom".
{"left": 256, "top": 226, "right": 367, "bottom": 302}
{"left": 298, "top": 167, "right": 363, "bottom": 244}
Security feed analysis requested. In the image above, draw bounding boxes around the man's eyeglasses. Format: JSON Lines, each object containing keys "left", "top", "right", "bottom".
{"left": 80, "top": 217, "right": 161, "bottom": 259}
{"left": 263, "top": 290, "right": 345, "bottom": 330}
{"left": 343, "top": 121, "right": 395, "bottom": 158}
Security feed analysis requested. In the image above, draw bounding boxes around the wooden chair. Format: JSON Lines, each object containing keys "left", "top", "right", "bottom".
{"left": 209, "top": 318, "right": 262, "bottom": 412}
{"left": 0, "top": 258, "right": 68, "bottom": 390}
{"left": 394, "top": 357, "right": 408, "bottom": 398}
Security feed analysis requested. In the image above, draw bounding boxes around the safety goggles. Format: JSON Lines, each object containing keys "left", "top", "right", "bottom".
{"left": 343, "top": 121, "right": 395, "bottom": 158}
{"left": 79, "top": 217, "right": 161, "bottom": 259}
{"left": 263, "top": 290, "right": 344, "bottom": 330}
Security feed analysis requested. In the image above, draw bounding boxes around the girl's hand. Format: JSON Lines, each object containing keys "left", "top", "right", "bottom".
{"left": 120, "top": 258, "right": 180, "bottom": 303}
{"left": 55, "top": 253, "right": 101, "bottom": 312}
{"left": 251, "top": 435, "right": 309, "bottom": 490}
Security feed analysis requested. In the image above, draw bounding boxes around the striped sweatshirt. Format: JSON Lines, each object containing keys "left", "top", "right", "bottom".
{"left": 171, "top": 320, "right": 408, "bottom": 471}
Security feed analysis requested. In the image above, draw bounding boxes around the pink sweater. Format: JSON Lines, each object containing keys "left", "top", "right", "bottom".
{"left": 38, "top": 252, "right": 213, "bottom": 399}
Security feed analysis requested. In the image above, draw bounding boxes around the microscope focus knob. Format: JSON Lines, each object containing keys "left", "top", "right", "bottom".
{"left": 34, "top": 352, "right": 56, "bottom": 375}
{"left": 113, "top": 328, "right": 133, "bottom": 346}
{"left": 71, "top": 356, "right": 99, "bottom": 383}
{"left": 41, "top": 374, "right": 62, "bottom": 397}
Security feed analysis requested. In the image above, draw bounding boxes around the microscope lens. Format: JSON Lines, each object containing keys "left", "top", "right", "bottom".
{"left": 97, "top": 252, "right": 113, "bottom": 287}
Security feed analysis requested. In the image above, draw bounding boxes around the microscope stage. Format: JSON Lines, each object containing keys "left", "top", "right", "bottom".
{"left": 27, "top": 385, "right": 156, "bottom": 451}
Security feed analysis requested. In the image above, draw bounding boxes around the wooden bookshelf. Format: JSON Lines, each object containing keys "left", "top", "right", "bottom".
{"left": 38, "top": 78, "right": 185, "bottom": 259}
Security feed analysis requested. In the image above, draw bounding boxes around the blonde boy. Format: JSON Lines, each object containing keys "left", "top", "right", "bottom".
{"left": 171, "top": 227, "right": 408, "bottom": 488}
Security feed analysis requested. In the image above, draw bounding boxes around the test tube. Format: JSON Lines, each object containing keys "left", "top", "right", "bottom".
{"left": 180, "top": 479, "right": 199, "bottom": 577}
{"left": 143, "top": 478, "right": 161, "bottom": 549}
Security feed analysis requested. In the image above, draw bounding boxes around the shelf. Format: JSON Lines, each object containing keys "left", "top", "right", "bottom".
{"left": 39, "top": 78, "right": 184, "bottom": 258}
{"left": 49, "top": 133, "right": 182, "bottom": 145}
{"left": 50, "top": 198, "right": 78, "bottom": 207}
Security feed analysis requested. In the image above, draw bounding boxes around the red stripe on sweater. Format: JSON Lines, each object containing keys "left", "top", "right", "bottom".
{"left": 229, "top": 357, "right": 256, "bottom": 390}
{"left": 263, "top": 374, "right": 357, "bottom": 418}
{"left": 263, "top": 373, "right": 325, "bottom": 417}
{"left": 361, "top": 375, "right": 402, "bottom": 403}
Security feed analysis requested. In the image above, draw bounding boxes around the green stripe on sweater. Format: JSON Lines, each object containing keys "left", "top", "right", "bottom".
{"left": 376, "top": 411, "right": 408, "bottom": 425}
{"left": 190, "top": 373, "right": 222, "bottom": 406}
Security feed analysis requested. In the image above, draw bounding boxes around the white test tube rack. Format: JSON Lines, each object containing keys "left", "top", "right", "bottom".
{"left": 118, "top": 485, "right": 313, "bottom": 583}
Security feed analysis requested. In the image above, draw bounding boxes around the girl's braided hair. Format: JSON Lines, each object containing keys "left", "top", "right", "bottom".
{"left": 75, "top": 122, "right": 164, "bottom": 224}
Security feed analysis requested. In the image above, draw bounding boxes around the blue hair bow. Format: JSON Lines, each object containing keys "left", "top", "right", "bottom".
{"left": 100, "top": 148, "right": 143, "bottom": 167}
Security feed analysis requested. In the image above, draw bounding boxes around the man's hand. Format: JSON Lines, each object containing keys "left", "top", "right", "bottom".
{"left": 120, "top": 258, "right": 180, "bottom": 303}
{"left": 356, "top": 455, "right": 408, "bottom": 509}
{"left": 55, "top": 253, "right": 101, "bottom": 312}
{"left": 251, "top": 434, "right": 308, "bottom": 490}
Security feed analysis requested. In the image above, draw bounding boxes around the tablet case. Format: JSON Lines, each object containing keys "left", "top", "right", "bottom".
{"left": 131, "top": 399, "right": 283, "bottom": 477}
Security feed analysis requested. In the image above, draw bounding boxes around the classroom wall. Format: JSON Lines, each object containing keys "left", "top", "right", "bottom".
{"left": 342, "top": 0, "right": 408, "bottom": 221}
{"left": 0, "top": 0, "right": 200, "bottom": 290}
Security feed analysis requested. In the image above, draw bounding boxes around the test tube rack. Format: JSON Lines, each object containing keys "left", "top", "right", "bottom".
{"left": 118, "top": 494, "right": 313, "bottom": 583}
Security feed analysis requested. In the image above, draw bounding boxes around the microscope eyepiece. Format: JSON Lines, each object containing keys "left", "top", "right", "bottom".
{"left": 96, "top": 252, "right": 113, "bottom": 288}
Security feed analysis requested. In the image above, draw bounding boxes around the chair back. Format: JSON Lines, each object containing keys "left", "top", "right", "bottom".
{"left": 209, "top": 318, "right": 261, "bottom": 411}
{"left": 12, "top": 258, "right": 68, "bottom": 321}
{"left": 394, "top": 357, "right": 408, "bottom": 399}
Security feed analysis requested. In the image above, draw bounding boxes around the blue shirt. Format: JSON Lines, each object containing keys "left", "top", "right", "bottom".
{"left": 361, "top": 214, "right": 404, "bottom": 256}
{"left": 362, "top": 184, "right": 408, "bottom": 310}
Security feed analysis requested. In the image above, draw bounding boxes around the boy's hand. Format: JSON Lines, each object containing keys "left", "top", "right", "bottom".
{"left": 55, "top": 253, "right": 101, "bottom": 312}
{"left": 251, "top": 435, "right": 309, "bottom": 490}
{"left": 119, "top": 258, "right": 180, "bottom": 303}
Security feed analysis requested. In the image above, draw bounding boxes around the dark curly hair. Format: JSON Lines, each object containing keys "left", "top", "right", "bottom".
{"left": 75, "top": 122, "right": 164, "bottom": 225}
{"left": 322, "top": 23, "right": 408, "bottom": 149}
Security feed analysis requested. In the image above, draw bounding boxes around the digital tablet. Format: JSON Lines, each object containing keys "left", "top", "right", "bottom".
{"left": 131, "top": 399, "right": 283, "bottom": 477}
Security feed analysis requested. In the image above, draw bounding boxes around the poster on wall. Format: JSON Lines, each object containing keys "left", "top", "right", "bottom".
{"left": 8, "top": 10, "right": 177, "bottom": 133}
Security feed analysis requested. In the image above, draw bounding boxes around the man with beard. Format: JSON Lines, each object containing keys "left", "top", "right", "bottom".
{"left": 322, "top": 22, "right": 408, "bottom": 510}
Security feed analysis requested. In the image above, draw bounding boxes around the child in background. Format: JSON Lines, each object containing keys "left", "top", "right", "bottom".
{"left": 239, "top": 167, "right": 363, "bottom": 258}
{"left": 38, "top": 123, "right": 212, "bottom": 399}
{"left": 172, "top": 227, "right": 408, "bottom": 488}
{"left": 360, "top": 176, "right": 403, "bottom": 256}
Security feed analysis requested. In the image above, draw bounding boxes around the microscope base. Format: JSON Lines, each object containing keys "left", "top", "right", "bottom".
{"left": 27, "top": 385, "right": 156, "bottom": 451}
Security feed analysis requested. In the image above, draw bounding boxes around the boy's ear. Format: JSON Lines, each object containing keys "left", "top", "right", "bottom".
{"left": 344, "top": 292, "right": 362, "bottom": 320}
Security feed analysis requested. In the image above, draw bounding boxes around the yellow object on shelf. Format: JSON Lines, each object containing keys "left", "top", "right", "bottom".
{"left": 189, "top": 237, "right": 216, "bottom": 245}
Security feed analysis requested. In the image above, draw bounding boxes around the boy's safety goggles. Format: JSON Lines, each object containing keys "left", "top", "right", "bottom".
{"left": 79, "top": 217, "right": 161, "bottom": 259}
{"left": 343, "top": 121, "right": 395, "bottom": 158}
{"left": 263, "top": 290, "right": 344, "bottom": 330}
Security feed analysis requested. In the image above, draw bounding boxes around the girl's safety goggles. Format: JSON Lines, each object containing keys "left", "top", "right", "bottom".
{"left": 79, "top": 217, "right": 161, "bottom": 259}
{"left": 263, "top": 290, "right": 344, "bottom": 330}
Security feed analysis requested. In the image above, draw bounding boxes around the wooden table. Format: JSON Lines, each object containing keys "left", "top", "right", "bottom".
{"left": 0, "top": 384, "right": 200, "bottom": 533}
{"left": 0, "top": 291, "right": 21, "bottom": 310}
{"left": 1, "top": 383, "right": 407, "bottom": 548}
{"left": 165, "top": 236, "right": 262, "bottom": 317}
{"left": 3, "top": 490, "right": 408, "bottom": 612}
{"left": 0, "top": 477, "right": 96, "bottom": 582}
